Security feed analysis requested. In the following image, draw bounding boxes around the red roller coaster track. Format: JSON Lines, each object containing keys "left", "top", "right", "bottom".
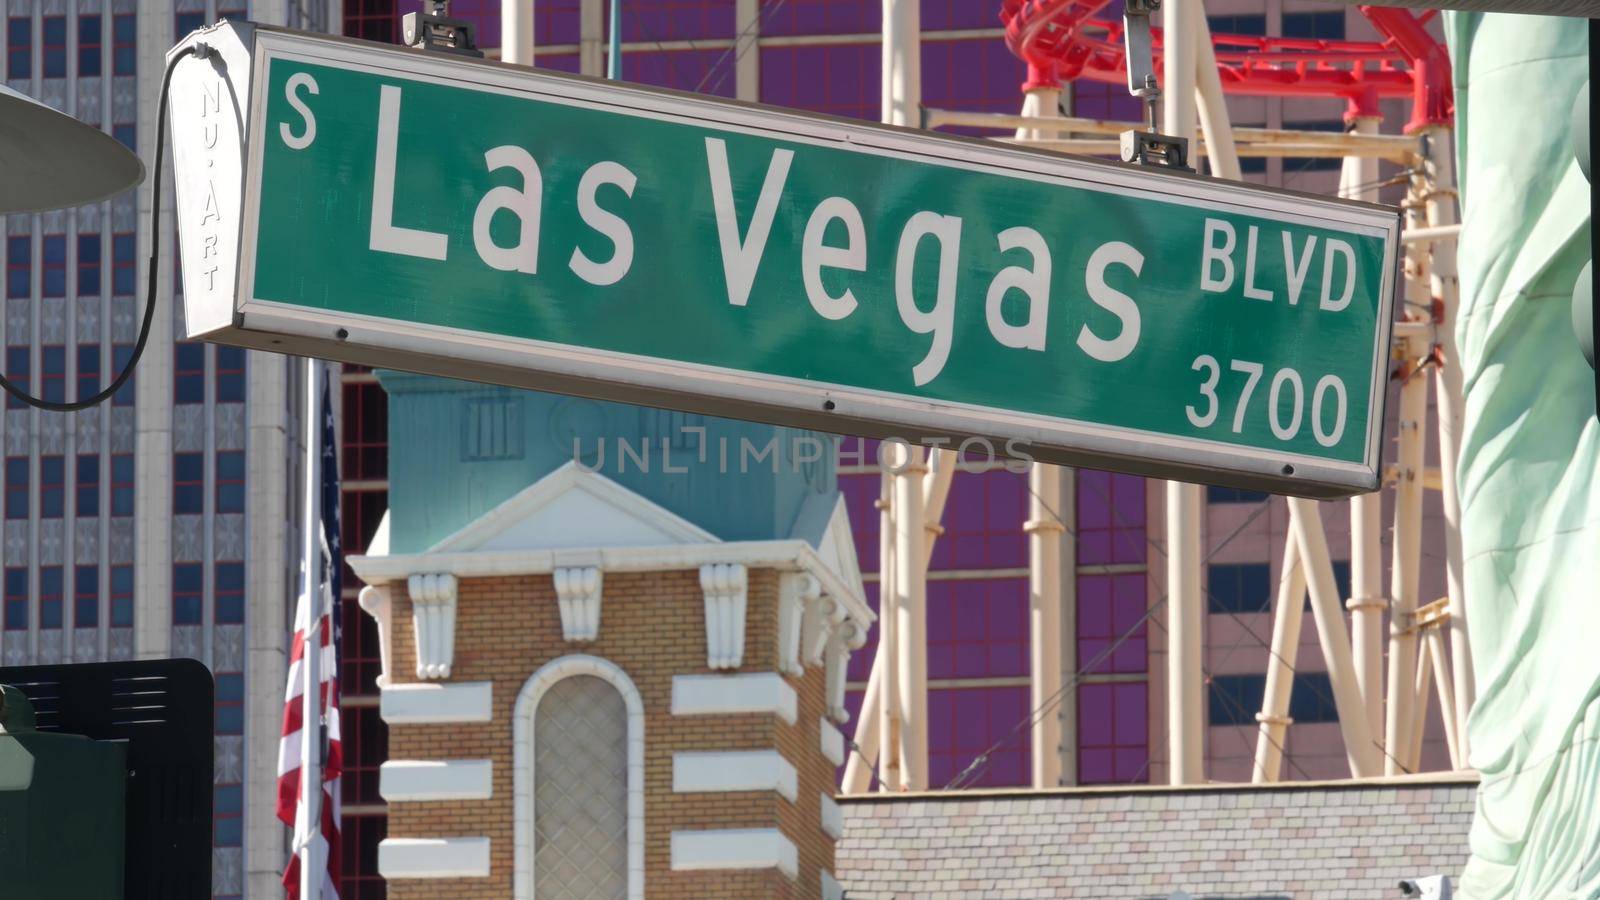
{"left": 998, "top": 1, "right": 1452, "bottom": 131}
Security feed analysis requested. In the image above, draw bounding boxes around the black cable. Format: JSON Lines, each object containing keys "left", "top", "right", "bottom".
{"left": 0, "top": 44, "right": 203, "bottom": 412}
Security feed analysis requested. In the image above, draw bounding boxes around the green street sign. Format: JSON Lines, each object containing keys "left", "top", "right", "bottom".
{"left": 170, "top": 24, "right": 1399, "bottom": 497}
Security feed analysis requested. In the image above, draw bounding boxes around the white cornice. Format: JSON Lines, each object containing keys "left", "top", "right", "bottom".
{"left": 350, "top": 539, "right": 874, "bottom": 631}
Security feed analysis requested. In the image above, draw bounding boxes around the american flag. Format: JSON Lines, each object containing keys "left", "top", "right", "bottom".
{"left": 277, "top": 376, "right": 344, "bottom": 899}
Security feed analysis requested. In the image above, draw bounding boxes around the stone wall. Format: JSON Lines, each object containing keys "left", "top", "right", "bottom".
{"left": 836, "top": 776, "right": 1477, "bottom": 899}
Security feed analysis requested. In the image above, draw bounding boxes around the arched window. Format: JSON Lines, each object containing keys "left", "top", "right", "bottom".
{"left": 514, "top": 654, "right": 644, "bottom": 900}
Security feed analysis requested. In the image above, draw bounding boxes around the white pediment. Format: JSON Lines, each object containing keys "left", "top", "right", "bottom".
{"left": 814, "top": 495, "right": 866, "bottom": 602}
{"left": 429, "top": 462, "right": 719, "bottom": 554}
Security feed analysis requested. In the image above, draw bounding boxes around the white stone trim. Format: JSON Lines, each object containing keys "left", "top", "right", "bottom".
{"left": 553, "top": 566, "right": 603, "bottom": 642}
{"left": 671, "top": 673, "right": 797, "bottom": 725}
{"left": 776, "top": 572, "right": 818, "bottom": 676}
{"left": 357, "top": 585, "right": 394, "bottom": 688}
{"left": 701, "top": 563, "right": 749, "bottom": 669}
{"left": 408, "top": 572, "right": 458, "bottom": 679}
{"left": 825, "top": 619, "right": 867, "bottom": 723}
{"left": 350, "top": 538, "right": 874, "bottom": 634}
{"left": 377, "top": 837, "right": 491, "bottom": 879}
{"left": 429, "top": 461, "right": 718, "bottom": 553}
{"left": 819, "top": 719, "right": 846, "bottom": 767}
{"left": 819, "top": 792, "right": 843, "bottom": 840}
{"left": 670, "top": 828, "right": 798, "bottom": 880}
{"left": 673, "top": 751, "right": 798, "bottom": 803}
{"left": 514, "top": 654, "right": 645, "bottom": 900}
{"left": 380, "top": 682, "right": 493, "bottom": 725}
{"left": 822, "top": 869, "right": 845, "bottom": 900}
{"left": 380, "top": 759, "right": 494, "bottom": 802}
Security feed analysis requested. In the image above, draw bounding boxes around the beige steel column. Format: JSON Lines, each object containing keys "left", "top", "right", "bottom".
{"left": 1421, "top": 125, "right": 1474, "bottom": 761}
{"left": 1013, "top": 76, "right": 1068, "bottom": 791}
{"left": 1027, "top": 463, "right": 1065, "bottom": 787}
{"left": 1162, "top": 2, "right": 1204, "bottom": 786}
{"left": 1385, "top": 225, "right": 1431, "bottom": 774}
{"left": 1290, "top": 498, "right": 1382, "bottom": 777}
{"left": 876, "top": 467, "right": 901, "bottom": 790}
{"left": 1342, "top": 116, "right": 1388, "bottom": 743}
{"left": 579, "top": 0, "right": 603, "bottom": 76}
{"left": 881, "top": 0, "right": 920, "bottom": 129}
{"left": 1193, "top": 14, "right": 1241, "bottom": 181}
{"left": 502, "top": 0, "right": 535, "bottom": 65}
{"left": 1253, "top": 533, "right": 1305, "bottom": 783}
{"left": 1408, "top": 631, "right": 1434, "bottom": 772}
{"left": 734, "top": 0, "right": 761, "bottom": 102}
{"left": 893, "top": 444, "right": 929, "bottom": 788}
{"left": 1425, "top": 625, "right": 1462, "bottom": 768}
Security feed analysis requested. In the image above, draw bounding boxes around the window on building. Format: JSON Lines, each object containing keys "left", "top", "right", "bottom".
{"left": 1333, "top": 559, "right": 1352, "bottom": 602}
{"left": 216, "top": 345, "right": 245, "bottom": 403}
{"left": 41, "top": 15, "right": 64, "bottom": 78}
{"left": 1288, "top": 672, "right": 1340, "bottom": 723}
{"left": 530, "top": 674, "right": 631, "bottom": 895}
{"left": 928, "top": 579, "right": 1027, "bottom": 679}
{"left": 40, "top": 345, "right": 65, "bottom": 404}
{"left": 110, "top": 564, "right": 132, "bottom": 627}
{"left": 1077, "top": 470, "right": 1146, "bottom": 565}
{"left": 175, "top": 11, "right": 206, "bottom": 38}
{"left": 215, "top": 672, "right": 244, "bottom": 735}
{"left": 110, "top": 343, "right": 134, "bottom": 406}
{"left": 110, "top": 453, "right": 133, "bottom": 516}
{"left": 78, "top": 14, "right": 101, "bottom": 77}
{"left": 7, "top": 17, "right": 31, "bottom": 80}
{"left": 39, "top": 566, "right": 62, "bottom": 628}
{"left": 216, "top": 451, "right": 244, "bottom": 514}
{"left": 1207, "top": 562, "right": 1272, "bottom": 614}
{"left": 111, "top": 233, "right": 135, "bottom": 294}
{"left": 112, "top": 122, "right": 134, "bottom": 152}
{"left": 1207, "top": 14, "right": 1266, "bottom": 35}
{"left": 930, "top": 685, "right": 1031, "bottom": 788}
{"left": 77, "top": 233, "right": 101, "bottom": 295}
{"left": 74, "top": 564, "right": 97, "bottom": 628}
{"left": 76, "top": 453, "right": 99, "bottom": 517}
{"left": 5, "top": 346, "right": 28, "bottom": 410}
{"left": 173, "top": 452, "right": 203, "bottom": 514}
{"left": 1209, "top": 672, "right": 1340, "bottom": 726}
{"left": 8, "top": 235, "right": 30, "bottom": 297}
{"left": 929, "top": 469, "right": 1027, "bottom": 569}
{"left": 78, "top": 343, "right": 100, "bottom": 396}
{"left": 1079, "top": 681, "right": 1150, "bottom": 783}
{"left": 1209, "top": 674, "right": 1263, "bottom": 726}
{"left": 1077, "top": 572, "right": 1148, "bottom": 675}
{"left": 3, "top": 568, "right": 26, "bottom": 631}
{"left": 216, "top": 562, "right": 243, "bottom": 624}
{"left": 41, "top": 234, "right": 65, "bottom": 296}
{"left": 112, "top": 14, "right": 135, "bottom": 76}
{"left": 214, "top": 781, "right": 243, "bottom": 845}
{"left": 1206, "top": 484, "right": 1270, "bottom": 503}
{"left": 1282, "top": 11, "right": 1345, "bottom": 40}
{"left": 39, "top": 455, "right": 63, "bottom": 518}
{"left": 173, "top": 563, "right": 203, "bottom": 625}
{"left": 345, "top": 1, "right": 399, "bottom": 43}
{"left": 174, "top": 342, "right": 205, "bottom": 404}
{"left": 4, "top": 457, "right": 26, "bottom": 519}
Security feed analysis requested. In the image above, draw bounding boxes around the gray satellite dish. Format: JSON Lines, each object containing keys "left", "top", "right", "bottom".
{"left": 0, "top": 82, "right": 145, "bottom": 214}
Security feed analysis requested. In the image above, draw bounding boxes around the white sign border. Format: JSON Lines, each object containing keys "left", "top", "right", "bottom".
{"left": 225, "top": 26, "right": 1400, "bottom": 497}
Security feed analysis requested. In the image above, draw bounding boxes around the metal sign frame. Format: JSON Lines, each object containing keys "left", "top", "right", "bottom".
{"left": 175, "top": 24, "right": 1400, "bottom": 498}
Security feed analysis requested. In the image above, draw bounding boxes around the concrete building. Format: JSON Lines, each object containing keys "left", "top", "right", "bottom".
{"left": 0, "top": 2, "right": 336, "bottom": 897}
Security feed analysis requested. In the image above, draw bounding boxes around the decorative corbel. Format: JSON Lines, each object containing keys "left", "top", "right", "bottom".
{"left": 825, "top": 620, "right": 867, "bottom": 723}
{"left": 777, "top": 572, "right": 819, "bottom": 676}
{"left": 804, "top": 590, "right": 844, "bottom": 667}
{"left": 553, "top": 566, "right": 603, "bottom": 642}
{"left": 700, "top": 563, "right": 749, "bottom": 669}
{"left": 357, "top": 584, "right": 393, "bottom": 688}
{"left": 408, "top": 572, "right": 459, "bottom": 679}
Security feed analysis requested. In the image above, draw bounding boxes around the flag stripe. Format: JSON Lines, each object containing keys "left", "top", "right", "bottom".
{"left": 277, "top": 376, "right": 344, "bottom": 900}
